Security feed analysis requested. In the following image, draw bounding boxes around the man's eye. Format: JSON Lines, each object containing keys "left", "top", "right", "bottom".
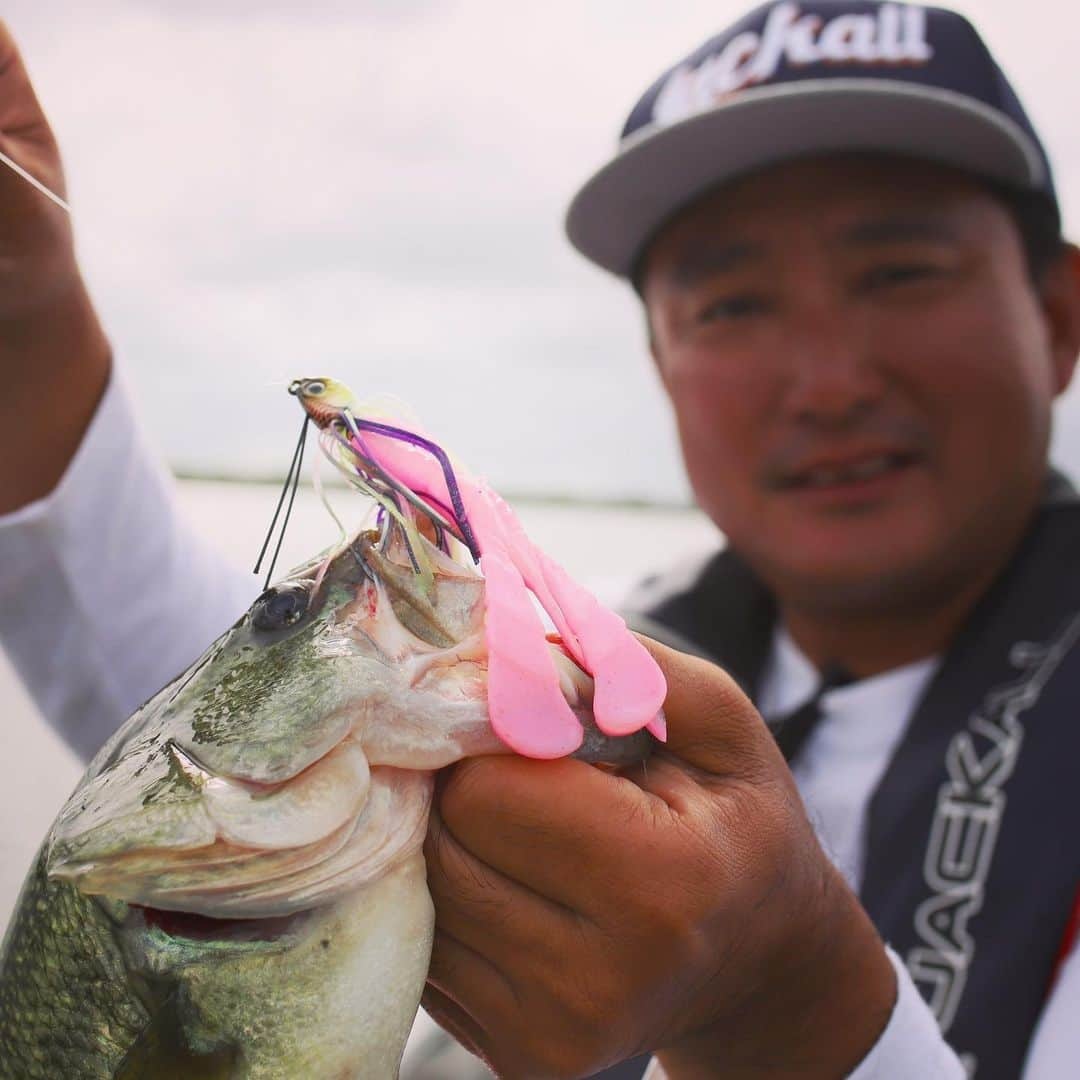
{"left": 860, "top": 263, "right": 945, "bottom": 290}
{"left": 696, "top": 293, "right": 770, "bottom": 322}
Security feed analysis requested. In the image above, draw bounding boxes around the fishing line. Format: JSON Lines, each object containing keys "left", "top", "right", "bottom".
{"left": 262, "top": 424, "right": 307, "bottom": 589}
{"left": 254, "top": 415, "right": 309, "bottom": 588}
{"left": 0, "top": 149, "right": 71, "bottom": 213}
{"left": 312, "top": 430, "right": 347, "bottom": 542}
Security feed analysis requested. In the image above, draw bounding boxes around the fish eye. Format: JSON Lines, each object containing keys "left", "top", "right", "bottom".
{"left": 305, "top": 380, "right": 326, "bottom": 396}
{"left": 251, "top": 584, "right": 310, "bottom": 632}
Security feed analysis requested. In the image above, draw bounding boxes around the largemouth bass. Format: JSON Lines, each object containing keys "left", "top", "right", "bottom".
{"left": 0, "top": 523, "right": 651, "bottom": 1079}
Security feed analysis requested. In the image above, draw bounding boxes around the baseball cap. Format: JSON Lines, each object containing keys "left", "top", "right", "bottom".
{"left": 565, "top": 1, "right": 1060, "bottom": 278}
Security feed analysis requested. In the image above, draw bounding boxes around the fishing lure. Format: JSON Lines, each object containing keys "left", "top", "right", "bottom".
{"left": 284, "top": 377, "right": 667, "bottom": 759}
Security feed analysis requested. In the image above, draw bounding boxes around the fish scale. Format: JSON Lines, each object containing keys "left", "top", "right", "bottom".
{"left": 0, "top": 850, "right": 148, "bottom": 1079}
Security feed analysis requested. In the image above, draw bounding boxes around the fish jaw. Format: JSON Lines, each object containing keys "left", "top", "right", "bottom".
{"left": 113, "top": 853, "right": 434, "bottom": 1079}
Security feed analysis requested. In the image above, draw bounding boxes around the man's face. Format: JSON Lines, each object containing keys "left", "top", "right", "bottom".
{"left": 643, "top": 156, "right": 1076, "bottom": 614}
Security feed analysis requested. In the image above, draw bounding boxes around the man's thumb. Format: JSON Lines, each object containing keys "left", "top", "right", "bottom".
{"left": 635, "top": 634, "right": 780, "bottom": 779}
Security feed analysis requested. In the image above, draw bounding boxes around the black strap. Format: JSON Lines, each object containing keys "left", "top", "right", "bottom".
{"left": 772, "top": 664, "right": 853, "bottom": 762}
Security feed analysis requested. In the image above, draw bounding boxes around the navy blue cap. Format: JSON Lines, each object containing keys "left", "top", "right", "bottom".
{"left": 566, "top": 1, "right": 1060, "bottom": 277}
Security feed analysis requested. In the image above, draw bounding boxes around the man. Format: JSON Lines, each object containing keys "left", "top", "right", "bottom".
{"left": 0, "top": 4, "right": 1076, "bottom": 1080}
{"left": 423, "top": 3, "right": 1080, "bottom": 1077}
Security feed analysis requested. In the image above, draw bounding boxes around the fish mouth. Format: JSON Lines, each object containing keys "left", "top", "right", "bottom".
{"left": 132, "top": 903, "right": 314, "bottom": 944}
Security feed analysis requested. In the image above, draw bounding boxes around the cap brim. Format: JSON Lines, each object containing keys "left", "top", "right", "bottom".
{"left": 565, "top": 79, "right": 1047, "bottom": 278}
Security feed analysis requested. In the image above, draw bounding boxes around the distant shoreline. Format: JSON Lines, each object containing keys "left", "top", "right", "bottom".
{"left": 172, "top": 472, "right": 699, "bottom": 513}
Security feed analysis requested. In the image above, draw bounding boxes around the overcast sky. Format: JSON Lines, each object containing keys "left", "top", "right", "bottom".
{"left": 5, "top": 0, "right": 1080, "bottom": 501}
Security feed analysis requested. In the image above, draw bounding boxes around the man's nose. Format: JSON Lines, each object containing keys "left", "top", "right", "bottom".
{"left": 779, "top": 309, "right": 884, "bottom": 427}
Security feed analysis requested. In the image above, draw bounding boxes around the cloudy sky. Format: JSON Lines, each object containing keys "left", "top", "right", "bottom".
{"left": 5, "top": 0, "right": 1080, "bottom": 501}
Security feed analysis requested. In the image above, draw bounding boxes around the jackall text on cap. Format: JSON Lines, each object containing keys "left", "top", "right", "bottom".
{"left": 566, "top": 0, "right": 1059, "bottom": 278}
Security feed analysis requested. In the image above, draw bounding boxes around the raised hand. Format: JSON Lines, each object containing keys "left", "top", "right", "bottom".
{"left": 423, "top": 638, "right": 897, "bottom": 1079}
{"left": 0, "top": 19, "right": 110, "bottom": 512}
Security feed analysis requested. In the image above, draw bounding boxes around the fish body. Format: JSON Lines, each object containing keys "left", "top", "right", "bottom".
{"left": 0, "top": 526, "right": 649, "bottom": 1078}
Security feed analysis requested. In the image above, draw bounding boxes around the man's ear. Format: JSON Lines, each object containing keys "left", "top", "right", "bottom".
{"left": 1040, "top": 243, "right": 1080, "bottom": 397}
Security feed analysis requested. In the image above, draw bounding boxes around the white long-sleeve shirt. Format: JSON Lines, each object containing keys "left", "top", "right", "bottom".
{"left": 0, "top": 370, "right": 258, "bottom": 758}
{"left": 1, "top": 373, "right": 1074, "bottom": 1077}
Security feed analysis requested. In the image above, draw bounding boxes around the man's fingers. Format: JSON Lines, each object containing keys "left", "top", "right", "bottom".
{"left": 0, "top": 20, "right": 26, "bottom": 85}
{"left": 0, "top": 19, "right": 41, "bottom": 112}
{"left": 0, "top": 21, "right": 49, "bottom": 136}
{"left": 418, "top": 984, "right": 491, "bottom": 1073}
{"left": 425, "top": 930, "right": 604, "bottom": 1080}
{"left": 637, "top": 635, "right": 780, "bottom": 780}
{"left": 421, "top": 981, "right": 533, "bottom": 1080}
{"left": 425, "top": 800, "right": 583, "bottom": 949}
{"left": 426, "top": 929, "right": 519, "bottom": 1025}
{"left": 0, "top": 19, "right": 65, "bottom": 206}
{"left": 435, "top": 754, "right": 684, "bottom": 915}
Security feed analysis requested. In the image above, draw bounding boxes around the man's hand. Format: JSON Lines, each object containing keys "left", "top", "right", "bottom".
{"left": 0, "top": 19, "right": 71, "bottom": 316}
{"left": 423, "top": 639, "right": 897, "bottom": 1079}
{"left": 0, "top": 19, "right": 110, "bottom": 512}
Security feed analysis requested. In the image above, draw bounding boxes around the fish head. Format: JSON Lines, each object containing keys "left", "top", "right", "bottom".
{"left": 45, "top": 526, "right": 500, "bottom": 913}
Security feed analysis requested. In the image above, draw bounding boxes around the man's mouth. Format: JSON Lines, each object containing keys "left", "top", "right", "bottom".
{"left": 779, "top": 451, "right": 920, "bottom": 491}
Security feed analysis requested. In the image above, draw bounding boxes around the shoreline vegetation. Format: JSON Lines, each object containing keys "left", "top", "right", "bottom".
{"left": 173, "top": 471, "right": 700, "bottom": 512}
